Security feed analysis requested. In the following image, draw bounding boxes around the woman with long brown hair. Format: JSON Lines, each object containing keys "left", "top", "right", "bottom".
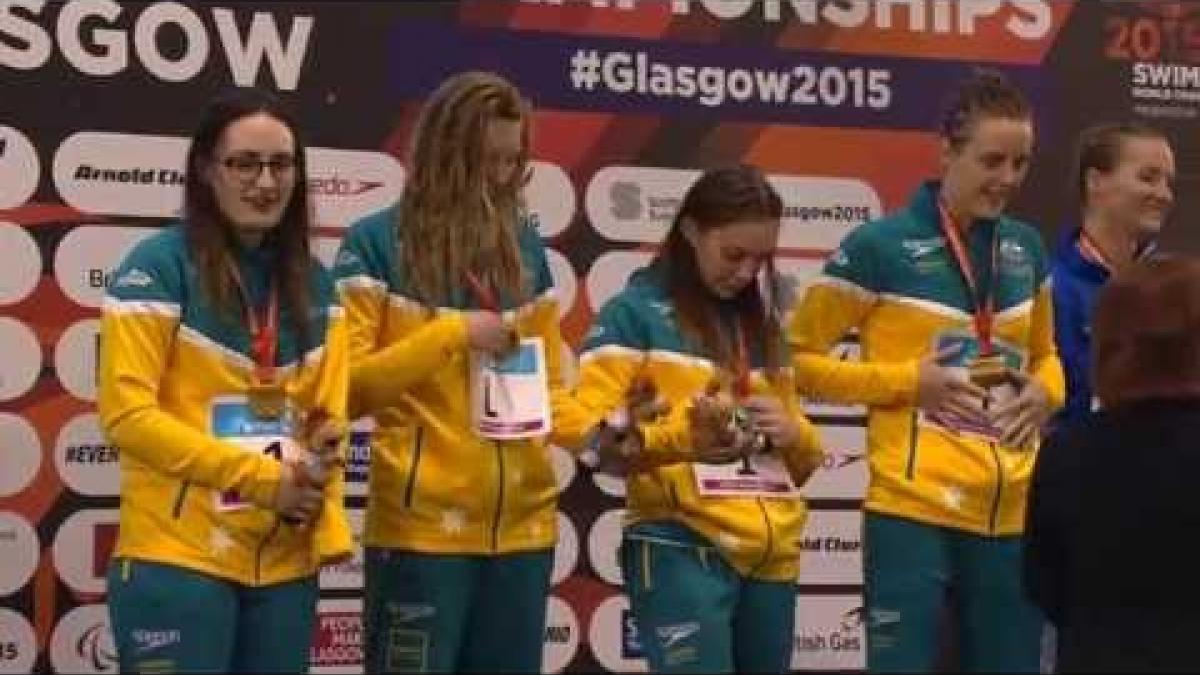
{"left": 99, "top": 88, "right": 352, "bottom": 672}
{"left": 568, "top": 164, "right": 824, "bottom": 673}
{"left": 335, "top": 71, "right": 572, "bottom": 673}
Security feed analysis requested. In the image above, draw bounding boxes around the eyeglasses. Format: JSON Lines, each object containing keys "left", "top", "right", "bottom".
{"left": 220, "top": 153, "right": 297, "bottom": 183}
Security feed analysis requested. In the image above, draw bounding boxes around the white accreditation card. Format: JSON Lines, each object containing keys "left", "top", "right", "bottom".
{"left": 210, "top": 396, "right": 300, "bottom": 511}
{"left": 469, "top": 336, "right": 552, "bottom": 440}
{"left": 693, "top": 453, "right": 802, "bottom": 499}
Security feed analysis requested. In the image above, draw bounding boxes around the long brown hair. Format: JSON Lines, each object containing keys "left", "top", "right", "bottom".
{"left": 183, "top": 88, "right": 314, "bottom": 355}
{"left": 654, "top": 164, "right": 785, "bottom": 376}
{"left": 398, "top": 71, "right": 531, "bottom": 307}
{"left": 1093, "top": 256, "right": 1200, "bottom": 408}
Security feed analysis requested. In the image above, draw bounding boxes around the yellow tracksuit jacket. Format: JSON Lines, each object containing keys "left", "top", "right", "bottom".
{"left": 789, "top": 181, "right": 1065, "bottom": 535}
{"left": 98, "top": 224, "right": 352, "bottom": 585}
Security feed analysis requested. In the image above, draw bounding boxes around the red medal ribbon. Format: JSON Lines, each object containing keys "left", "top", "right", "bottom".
{"left": 938, "top": 201, "right": 998, "bottom": 355}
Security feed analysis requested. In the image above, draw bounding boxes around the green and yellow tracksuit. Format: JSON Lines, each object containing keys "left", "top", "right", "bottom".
{"left": 569, "top": 263, "right": 824, "bottom": 672}
{"left": 789, "top": 181, "right": 1065, "bottom": 671}
{"left": 334, "top": 206, "right": 572, "bottom": 672}
{"left": 98, "top": 224, "right": 352, "bottom": 672}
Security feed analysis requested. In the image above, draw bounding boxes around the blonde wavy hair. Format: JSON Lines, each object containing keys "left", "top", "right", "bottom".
{"left": 397, "top": 71, "right": 531, "bottom": 307}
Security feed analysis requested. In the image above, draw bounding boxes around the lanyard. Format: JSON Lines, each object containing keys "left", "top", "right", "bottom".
{"left": 227, "top": 261, "right": 279, "bottom": 385}
{"left": 1078, "top": 230, "right": 1116, "bottom": 273}
{"left": 938, "top": 202, "right": 998, "bottom": 355}
{"left": 465, "top": 270, "right": 498, "bottom": 312}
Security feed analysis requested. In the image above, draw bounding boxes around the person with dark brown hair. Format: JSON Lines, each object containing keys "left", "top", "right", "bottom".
{"left": 1026, "top": 255, "right": 1200, "bottom": 673}
{"left": 789, "top": 68, "right": 1064, "bottom": 672}
{"left": 99, "top": 88, "right": 352, "bottom": 673}
{"left": 566, "top": 164, "right": 824, "bottom": 673}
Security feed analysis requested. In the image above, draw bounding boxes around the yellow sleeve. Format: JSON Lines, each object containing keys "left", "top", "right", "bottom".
{"left": 774, "top": 370, "right": 826, "bottom": 487}
{"left": 519, "top": 290, "right": 601, "bottom": 451}
{"left": 338, "top": 277, "right": 469, "bottom": 418}
{"left": 97, "top": 300, "right": 282, "bottom": 509}
{"left": 296, "top": 302, "right": 353, "bottom": 564}
{"left": 789, "top": 280, "right": 920, "bottom": 406}
{"left": 1028, "top": 280, "right": 1066, "bottom": 410}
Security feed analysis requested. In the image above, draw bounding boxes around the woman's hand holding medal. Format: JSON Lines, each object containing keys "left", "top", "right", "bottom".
{"left": 466, "top": 310, "right": 519, "bottom": 358}
{"left": 274, "top": 409, "right": 346, "bottom": 526}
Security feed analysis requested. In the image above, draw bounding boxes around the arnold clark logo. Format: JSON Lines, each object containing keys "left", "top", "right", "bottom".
{"left": 53, "top": 133, "right": 403, "bottom": 225}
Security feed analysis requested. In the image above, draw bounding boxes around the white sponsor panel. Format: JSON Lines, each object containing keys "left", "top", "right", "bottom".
{"left": 49, "top": 604, "right": 118, "bottom": 674}
{"left": 54, "top": 225, "right": 155, "bottom": 308}
{"left": 588, "top": 593, "right": 647, "bottom": 673}
{"left": 0, "top": 512, "right": 38, "bottom": 596}
{"left": 549, "top": 444, "right": 577, "bottom": 493}
{"left": 542, "top": 595, "right": 580, "bottom": 673}
{"left": 585, "top": 166, "right": 692, "bottom": 244}
{"left": 319, "top": 509, "right": 364, "bottom": 591}
{"left": 797, "top": 509, "right": 863, "bottom": 586}
{"left": 551, "top": 511, "right": 579, "bottom": 586}
{"left": 586, "top": 165, "right": 879, "bottom": 250}
{"left": 526, "top": 161, "right": 575, "bottom": 238}
{"left": 313, "top": 235, "right": 340, "bottom": 270}
{"left": 55, "top": 131, "right": 402, "bottom": 223}
{"left": 545, "top": 248, "right": 578, "bottom": 319}
{"left": 584, "top": 250, "right": 653, "bottom": 315}
{"left": 54, "top": 132, "right": 188, "bottom": 217}
{"left": 804, "top": 425, "right": 868, "bottom": 501}
{"left": 311, "top": 597, "right": 363, "bottom": 674}
{"left": 0, "top": 127, "right": 38, "bottom": 209}
{"left": 52, "top": 508, "right": 119, "bottom": 596}
{"left": 0, "top": 318, "right": 41, "bottom": 401}
{"left": 307, "top": 147, "right": 404, "bottom": 227}
{"left": 0, "top": 413, "right": 41, "bottom": 498}
{"left": 55, "top": 318, "right": 101, "bottom": 402}
{"left": 592, "top": 471, "right": 626, "bottom": 499}
{"left": 587, "top": 508, "right": 625, "bottom": 586}
{"left": 771, "top": 174, "right": 880, "bottom": 250}
{"left": 791, "top": 595, "right": 865, "bottom": 672}
{"left": 0, "top": 223, "right": 41, "bottom": 305}
{"left": 0, "top": 608, "right": 37, "bottom": 674}
{"left": 55, "top": 412, "right": 120, "bottom": 497}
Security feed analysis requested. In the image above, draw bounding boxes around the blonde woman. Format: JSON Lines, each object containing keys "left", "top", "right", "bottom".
{"left": 334, "top": 71, "right": 572, "bottom": 673}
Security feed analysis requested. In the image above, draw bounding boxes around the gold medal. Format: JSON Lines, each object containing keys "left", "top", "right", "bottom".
{"left": 967, "top": 354, "right": 1009, "bottom": 388}
{"left": 248, "top": 381, "right": 287, "bottom": 420}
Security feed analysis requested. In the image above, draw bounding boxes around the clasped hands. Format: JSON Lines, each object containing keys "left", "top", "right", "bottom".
{"left": 273, "top": 409, "right": 345, "bottom": 526}
{"left": 916, "top": 347, "right": 1053, "bottom": 448}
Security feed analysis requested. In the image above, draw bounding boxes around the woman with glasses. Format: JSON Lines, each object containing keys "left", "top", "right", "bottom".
{"left": 334, "top": 71, "right": 573, "bottom": 673}
{"left": 98, "top": 88, "right": 352, "bottom": 673}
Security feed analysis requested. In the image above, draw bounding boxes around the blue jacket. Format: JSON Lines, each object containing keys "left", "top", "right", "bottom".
{"left": 1050, "top": 226, "right": 1108, "bottom": 426}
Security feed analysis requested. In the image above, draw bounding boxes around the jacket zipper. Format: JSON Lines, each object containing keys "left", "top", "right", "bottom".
{"left": 171, "top": 481, "right": 191, "bottom": 518}
{"left": 987, "top": 441, "right": 1003, "bottom": 533}
{"left": 748, "top": 498, "right": 774, "bottom": 576}
{"left": 255, "top": 519, "right": 282, "bottom": 584}
{"left": 904, "top": 411, "right": 919, "bottom": 479}
{"left": 402, "top": 426, "right": 424, "bottom": 508}
{"left": 490, "top": 441, "right": 506, "bottom": 552}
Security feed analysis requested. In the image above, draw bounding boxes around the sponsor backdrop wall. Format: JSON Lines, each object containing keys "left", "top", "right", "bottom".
{"left": 1, "top": 1, "right": 1197, "bottom": 672}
